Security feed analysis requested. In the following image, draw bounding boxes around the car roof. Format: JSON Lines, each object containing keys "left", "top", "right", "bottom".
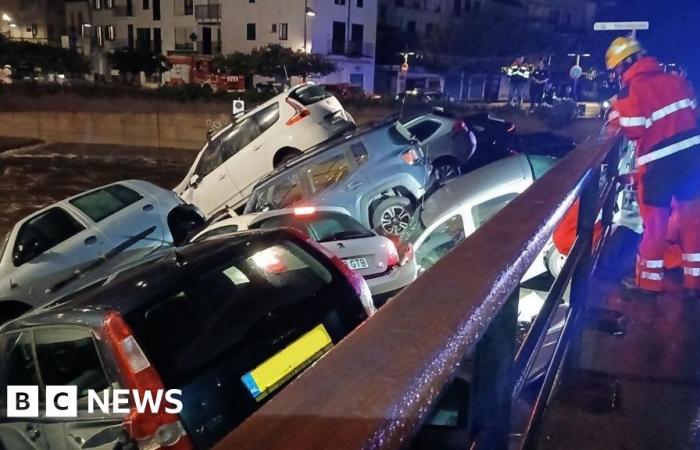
{"left": 1, "top": 229, "right": 300, "bottom": 331}
{"left": 420, "top": 154, "right": 534, "bottom": 226}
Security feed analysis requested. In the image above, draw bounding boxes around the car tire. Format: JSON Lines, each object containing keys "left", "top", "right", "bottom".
{"left": 372, "top": 197, "right": 414, "bottom": 237}
{"left": 433, "top": 159, "right": 461, "bottom": 182}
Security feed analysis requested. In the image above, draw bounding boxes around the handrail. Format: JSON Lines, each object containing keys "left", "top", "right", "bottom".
{"left": 215, "top": 132, "right": 621, "bottom": 450}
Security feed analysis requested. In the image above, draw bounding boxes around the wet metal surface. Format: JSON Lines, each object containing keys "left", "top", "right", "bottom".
{"left": 0, "top": 142, "right": 194, "bottom": 235}
{"left": 537, "top": 278, "right": 700, "bottom": 450}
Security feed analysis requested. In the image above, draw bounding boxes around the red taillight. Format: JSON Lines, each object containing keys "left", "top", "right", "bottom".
{"left": 453, "top": 120, "right": 467, "bottom": 133}
{"left": 294, "top": 206, "right": 316, "bottom": 215}
{"left": 285, "top": 98, "right": 311, "bottom": 125}
{"left": 103, "top": 312, "right": 193, "bottom": 450}
{"left": 386, "top": 240, "right": 400, "bottom": 269}
{"left": 400, "top": 243, "right": 414, "bottom": 266}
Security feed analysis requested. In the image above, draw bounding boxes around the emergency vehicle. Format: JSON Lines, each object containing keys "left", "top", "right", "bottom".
{"left": 162, "top": 55, "right": 244, "bottom": 93}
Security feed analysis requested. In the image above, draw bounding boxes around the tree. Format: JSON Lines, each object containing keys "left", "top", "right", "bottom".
{"left": 110, "top": 47, "right": 168, "bottom": 84}
{"left": 0, "top": 36, "right": 90, "bottom": 78}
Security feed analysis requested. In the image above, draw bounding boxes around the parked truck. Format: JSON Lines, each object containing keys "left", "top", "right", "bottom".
{"left": 162, "top": 54, "right": 244, "bottom": 92}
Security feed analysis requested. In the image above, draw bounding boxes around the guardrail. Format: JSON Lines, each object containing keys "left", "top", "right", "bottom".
{"left": 215, "top": 132, "right": 624, "bottom": 450}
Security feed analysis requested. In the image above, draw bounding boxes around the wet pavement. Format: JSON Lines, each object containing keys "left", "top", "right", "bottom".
{"left": 0, "top": 141, "right": 195, "bottom": 236}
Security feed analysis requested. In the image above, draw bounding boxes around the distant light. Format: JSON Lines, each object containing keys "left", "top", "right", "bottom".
{"left": 305, "top": 6, "right": 316, "bottom": 16}
{"left": 603, "top": 100, "right": 611, "bottom": 108}
{"left": 83, "top": 23, "right": 93, "bottom": 27}
{"left": 2, "top": 13, "right": 11, "bottom": 22}
{"left": 9, "top": 23, "right": 17, "bottom": 28}
{"left": 294, "top": 206, "right": 316, "bottom": 215}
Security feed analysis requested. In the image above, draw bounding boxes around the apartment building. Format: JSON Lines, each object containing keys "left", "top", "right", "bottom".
{"left": 0, "top": 0, "right": 66, "bottom": 45}
{"left": 64, "top": 0, "right": 377, "bottom": 92}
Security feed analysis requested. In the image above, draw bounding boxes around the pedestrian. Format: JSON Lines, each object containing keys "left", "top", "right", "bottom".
{"left": 508, "top": 56, "right": 530, "bottom": 108}
{"left": 606, "top": 36, "right": 700, "bottom": 298}
{"left": 529, "top": 59, "right": 550, "bottom": 113}
{"left": 542, "top": 81, "right": 557, "bottom": 107}
{"left": 601, "top": 71, "right": 619, "bottom": 102}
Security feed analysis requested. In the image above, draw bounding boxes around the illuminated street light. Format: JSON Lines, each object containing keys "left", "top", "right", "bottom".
{"left": 2, "top": 13, "right": 11, "bottom": 22}
{"left": 9, "top": 23, "right": 17, "bottom": 28}
{"left": 305, "top": 6, "right": 316, "bottom": 17}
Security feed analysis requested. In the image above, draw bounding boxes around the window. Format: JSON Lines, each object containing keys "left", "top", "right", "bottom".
{"left": 2, "top": 332, "right": 40, "bottom": 390}
{"left": 527, "top": 155, "right": 558, "bottom": 179}
{"left": 34, "top": 328, "right": 109, "bottom": 399}
{"left": 219, "top": 118, "right": 259, "bottom": 160}
{"left": 106, "top": 25, "right": 115, "bottom": 40}
{"left": 195, "top": 136, "right": 226, "bottom": 178}
{"left": 395, "top": 0, "right": 405, "bottom": 6}
{"left": 357, "top": 0, "right": 364, "bottom": 7}
{"left": 69, "top": 185, "right": 143, "bottom": 222}
{"left": 93, "top": 0, "right": 103, "bottom": 10}
{"left": 175, "top": 26, "right": 192, "bottom": 50}
{"left": 143, "top": 0, "right": 149, "bottom": 8}
{"left": 425, "top": 22, "right": 434, "bottom": 34}
{"left": 95, "top": 25, "right": 104, "bottom": 46}
{"left": 106, "top": 0, "right": 114, "bottom": 8}
{"left": 415, "top": 215, "right": 465, "bottom": 271}
{"left": 249, "top": 0, "right": 255, "bottom": 2}
{"left": 184, "top": 0, "right": 193, "bottom": 15}
{"left": 14, "top": 208, "right": 85, "bottom": 266}
{"left": 331, "top": 21, "right": 346, "bottom": 54}
{"left": 351, "top": 142, "right": 368, "bottom": 166}
{"left": 271, "top": 23, "right": 277, "bottom": 33}
{"left": 407, "top": 119, "right": 441, "bottom": 142}
{"left": 256, "top": 212, "right": 374, "bottom": 242}
{"left": 472, "top": 193, "right": 518, "bottom": 228}
{"left": 350, "top": 24, "right": 363, "bottom": 55}
{"left": 279, "top": 23, "right": 288, "bottom": 40}
{"left": 250, "top": 171, "right": 304, "bottom": 211}
{"left": 136, "top": 27, "right": 151, "bottom": 49}
{"left": 453, "top": 0, "right": 461, "bottom": 15}
{"left": 335, "top": 0, "right": 347, "bottom": 4}
{"left": 406, "top": 21, "right": 416, "bottom": 32}
{"left": 153, "top": 0, "right": 161, "bottom": 20}
{"left": 246, "top": 23, "right": 256, "bottom": 40}
{"left": 253, "top": 103, "right": 280, "bottom": 135}
{"left": 350, "top": 73, "right": 364, "bottom": 87}
{"left": 153, "top": 27, "right": 162, "bottom": 52}
{"left": 305, "top": 151, "right": 352, "bottom": 194}
{"left": 127, "top": 24, "right": 134, "bottom": 48}
{"left": 289, "top": 84, "right": 331, "bottom": 106}
{"left": 195, "top": 225, "right": 239, "bottom": 241}
{"left": 126, "top": 0, "right": 133, "bottom": 15}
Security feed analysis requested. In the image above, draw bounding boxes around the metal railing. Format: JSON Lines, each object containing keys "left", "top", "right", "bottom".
{"left": 194, "top": 3, "right": 221, "bottom": 21}
{"left": 328, "top": 40, "right": 375, "bottom": 58}
{"left": 214, "top": 133, "right": 624, "bottom": 450}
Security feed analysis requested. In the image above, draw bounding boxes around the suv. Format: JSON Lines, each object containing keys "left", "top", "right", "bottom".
{"left": 175, "top": 83, "right": 355, "bottom": 217}
{"left": 0, "top": 229, "right": 374, "bottom": 450}
{"left": 244, "top": 119, "right": 435, "bottom": 237}
{"left": 0, "top": 180, "right": 204, "bottom": 322}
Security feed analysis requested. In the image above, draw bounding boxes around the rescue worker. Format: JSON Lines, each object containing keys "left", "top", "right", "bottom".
{"left": 508, "top": 56, "right": 530, "bottom": 107}
{"left": 529, "top": 59, "right": 550, "bottom": 113}
{"left": 606, "top": 36, "right": 700, "bottom": 298}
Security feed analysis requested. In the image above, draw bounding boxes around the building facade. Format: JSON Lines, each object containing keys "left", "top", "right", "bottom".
{"left": 64, "top": 0, "right": 377, "bottom": 92}
{"left": 0, "top": 0, "right": 66, "bottom": 45}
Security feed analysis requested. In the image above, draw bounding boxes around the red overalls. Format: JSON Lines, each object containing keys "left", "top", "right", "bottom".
{"left": 609, "top": 56, "right": 700, "bottom": 292}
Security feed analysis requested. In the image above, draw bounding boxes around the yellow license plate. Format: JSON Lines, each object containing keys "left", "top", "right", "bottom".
{"left": 241, "top": 324, "right": 333, "bottom": 402}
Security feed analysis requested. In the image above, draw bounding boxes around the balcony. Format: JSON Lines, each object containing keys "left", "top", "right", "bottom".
{"left": 195, "top": 4, "right": 221, "bottom": 22}
{"left": 328, "top": 40, "right": 374, "bottom": 58}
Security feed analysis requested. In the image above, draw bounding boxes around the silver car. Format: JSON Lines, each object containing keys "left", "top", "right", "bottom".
{"left": 244, "top": 118, "right": 435, "bottom": 237}
{"left": 192, "top": 206, "right": 417, "bottom": 299}
{"left": 0, "top": 180, "right": 203, "bottom": 322}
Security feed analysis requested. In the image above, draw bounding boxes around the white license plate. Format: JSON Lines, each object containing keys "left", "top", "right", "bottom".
{"left": 345, "top": 258, "right": 369, "bottom": 270}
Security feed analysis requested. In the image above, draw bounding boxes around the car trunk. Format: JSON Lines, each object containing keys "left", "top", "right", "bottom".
{"left": 320, "top": 235, "right": 390, "bottom": 278}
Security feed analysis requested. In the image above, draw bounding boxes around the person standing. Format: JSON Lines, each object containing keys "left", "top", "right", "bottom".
{"left": 606, "top": 36, "right": 700, "bottom": 298}
{"left": 529, "top": 59, "right": 550, "bottom": 112}
{"left": 508, "top": 56, "right": 530, "bottom": 108}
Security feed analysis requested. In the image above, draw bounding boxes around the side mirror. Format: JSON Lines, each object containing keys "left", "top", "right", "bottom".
{"left": 13, "top": 237, "right": 40, "bottom": 265}
{"left": 189, "top": 174, "right": 200, "bottom": 188}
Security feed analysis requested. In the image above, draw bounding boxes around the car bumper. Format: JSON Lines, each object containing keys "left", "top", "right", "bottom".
{"left": 365, "top": 258, "right": 418, "bottom": 297}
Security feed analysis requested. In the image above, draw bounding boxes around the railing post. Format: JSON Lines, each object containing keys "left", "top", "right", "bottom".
{"left": 469, "top": 288, "right": 519, "bottom": 450}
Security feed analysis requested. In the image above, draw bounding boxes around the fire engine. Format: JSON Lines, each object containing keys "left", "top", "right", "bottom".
{"left": 162, "top": 55, "right": 245, "bottom": 93}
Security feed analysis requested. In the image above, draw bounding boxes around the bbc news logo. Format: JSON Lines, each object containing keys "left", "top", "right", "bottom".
{"left": 7, "top": 386, "right": 183, "bottom": 418}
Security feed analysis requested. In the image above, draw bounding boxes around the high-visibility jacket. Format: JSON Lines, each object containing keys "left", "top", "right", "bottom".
{"left": 609, "top": 56, "right": 698, "bottom": 167}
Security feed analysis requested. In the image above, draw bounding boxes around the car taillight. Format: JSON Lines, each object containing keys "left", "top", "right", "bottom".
{"left": 400, "top": 243, "right": 414, "bottom": 266}
{"left": 401, "top": 147, "right": 423, "bottom": 165}
{"left": 285, "top": 98, "right": 311, "bottom": 125}
{"left": 453, "top": 119, "right": 467, "bottom": 133}
{"left": 507, "top": 124, "right": 516, "bottom": 133}
{"left": 103, "top": 312, "right": 193, "bottom": 450}
{"left": 386, "top": 241, "right": 400, "bottom": 269}
{"left": 294, "top": 206, "right": 316, "bottom": 215}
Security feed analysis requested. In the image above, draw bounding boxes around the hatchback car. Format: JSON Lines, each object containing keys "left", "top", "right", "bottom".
{"left": 0, "top": 229, "right": 374, "bottom": 450}
{"left": 244, "top": 118, "right": 435, "bottom": 237}
{"left": 0, "top": 180, "right": 204, "bottom": 323}
{"left": 175, "top": 83, "right": 355, "bottom": 217}
{"left": 400, "top": 154, "right": 559, "bottom": 281}
{"left": 193, "top": 206, "right": 417, "bottom": 299}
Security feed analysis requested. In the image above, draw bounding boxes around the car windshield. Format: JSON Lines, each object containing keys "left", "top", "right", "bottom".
{"left": 388, "top": 122, "right": 413, "bottom": 145}
{"left": 124, "top": 238, "right": 335, "bottom": 387}
{"left": 253, "top": 212, "right": 375, "bottom": 242}
{"left": 288, "top": 84, "right": 332, "bottom": 105}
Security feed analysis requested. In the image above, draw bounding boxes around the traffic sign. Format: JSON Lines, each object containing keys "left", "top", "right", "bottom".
{"left": 569, "top": 65, "right": 583, "bottom": 80}
{"left": 594, "top": 21, "right": 649, "bottom": 31}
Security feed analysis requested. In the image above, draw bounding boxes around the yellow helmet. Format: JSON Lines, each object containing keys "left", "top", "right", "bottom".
{"left": 606, "top": 36, "right": 644, "bottom": 70}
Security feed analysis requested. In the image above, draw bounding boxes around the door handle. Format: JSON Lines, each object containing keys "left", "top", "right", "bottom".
{"left": 347, "top": 181, "right": 363, "bottom": 191}
{"left": 218, "top": 172, "right": 227, "bottom": 181}
{"left": 253, "top": 144, "right": 262, "bottom": 151}
{"left": 84, "top": 236, "right": 98, "bottom": 245}
{"left": 26, "top": 423, "right": 40, "bottom": 441}
{"left": 142, "top": 204, "right": 154, "bottom": 212}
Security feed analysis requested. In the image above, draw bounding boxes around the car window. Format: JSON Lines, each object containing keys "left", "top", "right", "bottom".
{"left": 220, "top": 116, "right": 261, "bottom": 161}
{"left": 125, "top": 239, "right": 335, "bottom": 387}
{"left": 250, "top": 171, "right": 305, "bottom": 211}
{"left": 195, "top": 224, "right": 239, "bottom": 241}
{"left": 195, "top": 134, "right": 226, "bottom": 178}
{"left": 351, "top": 143, "right": 369, "bottom": 166}
{"left": 527, "top": 155, "right": 559, "bottom": 179}
{"left": 252, "top": 102, "right": 280, "bottom": 135}
{"left": 1, "top": 331, "right": 40, "bottom": 392}
{"left": 407, "top": 120, "right": 442, "bottom": 142}
{"left": 255, "top": 212, "right": 374, "bottom": 242}
{"left": 472, "top": 193, "right": 519, "bottom": 228}
{"left": 416, "top": 215, "right": 465, "bottom": 271}
{"left": 14, "top": 207, "right": 85, "bottom": 266}
{"left": 304, "top": 151, "right": 352, "bottom": 194}
{"left": 34, "top": 328, "right": 110, "bottom": 399}
{"left": 288, "top": 84, "right": 332, "bottom": 106}
{"left": 69, "top": 184, "right": 144, "bottom": 222}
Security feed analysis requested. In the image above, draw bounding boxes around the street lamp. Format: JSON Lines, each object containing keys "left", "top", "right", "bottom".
{"left": 2, "top": 13, "right": 11, "bottom": 22}
{"left": 303, "top": 0, "right": 315, "bottom": 53}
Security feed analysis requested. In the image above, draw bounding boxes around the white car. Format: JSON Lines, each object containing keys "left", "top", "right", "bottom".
{"left": 401, "top": 154, "right": 559, "bottom": 281}
{"left": 0, "top": 180, "right": 204, "bottom": 321}
{"left": 175, "top": 83, "right": 355, "bottom": 217}
{"left": 192, "top": 206, "right": 417, "bottom": 299}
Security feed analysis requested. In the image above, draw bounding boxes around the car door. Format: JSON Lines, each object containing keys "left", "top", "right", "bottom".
{"left": 414, "top": 214, "right": 467, "bottom": 274}
{"left": 187, "top": 130, "right": 242, "bottom": 217}
{"left": 67, "top": 184, "right": 167, "bottom": 267}
{"left": 224, "top": 102, "right": 279, "bottom": 202}
{"left": 8, "top": 207, "right": 107, "bottom": 304}
{"left": 33, "top": 327, "right": 124, "bottom": 450}
{"left": 0, "top": 331, "right": 49, "bottom": 450}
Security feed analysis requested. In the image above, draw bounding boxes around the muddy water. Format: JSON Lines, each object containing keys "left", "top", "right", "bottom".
{"left": 0, "top": 142, "right": 196, "bottom": 236}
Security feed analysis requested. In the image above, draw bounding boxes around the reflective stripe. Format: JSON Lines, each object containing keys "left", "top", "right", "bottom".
{"left": 643, "top": 259, "right": 664, "bottom": 269}
{"left": 684, "top": 268, "right": 700, "bottom": 277}
{"left": 619, "top": 116, "right": 648, "bottom": 128}
{"left": 640, "top": 271, "right": 663, "bottom": 281}
{"left": 649, "top": 98, "right": 697, "bottom": 125}
{"left": 682, "top": 253, "right": 700, "bottom": 262}
{"left": 637, "top": 135, "right": 700, "bottom": 166}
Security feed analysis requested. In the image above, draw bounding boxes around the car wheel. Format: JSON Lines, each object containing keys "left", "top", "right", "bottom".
{"left": 433, "top": 159, "right": 461, "bottom": 182}
{"left": 372, "top": 197, "right": 414, "bottom": 237}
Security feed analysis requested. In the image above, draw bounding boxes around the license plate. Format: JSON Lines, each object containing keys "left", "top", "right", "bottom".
{"left": 345, "top": 258, "right": 369, "bottom": 270}
{"left": 241, "top": 324, "right": 333, "bottom": 402}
